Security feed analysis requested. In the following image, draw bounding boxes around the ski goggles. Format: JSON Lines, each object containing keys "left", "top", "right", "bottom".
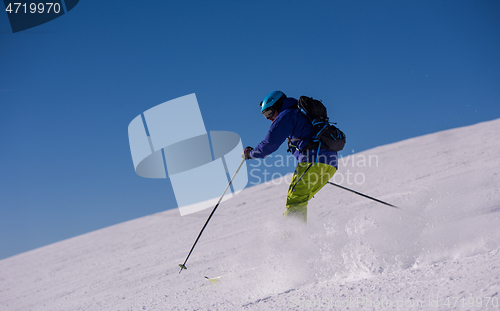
{"left": 262, "top": 107, "right": 275, "bottom": 120}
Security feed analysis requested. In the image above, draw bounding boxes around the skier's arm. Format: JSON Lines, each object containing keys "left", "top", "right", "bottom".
{"left": 249, "top": 112, "right": 295, "bottom": 159}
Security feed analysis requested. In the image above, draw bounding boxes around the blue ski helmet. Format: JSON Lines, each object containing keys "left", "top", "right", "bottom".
{"left": 260, "top": 90, "right": 286, "bottom": 119}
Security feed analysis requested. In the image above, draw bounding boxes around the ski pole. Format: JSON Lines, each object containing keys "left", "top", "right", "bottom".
{"left": 178, "top": 158, "right": 246, "bottom": 274}
{"left": 327, "top": 181, "right": 399, "bottom": 209}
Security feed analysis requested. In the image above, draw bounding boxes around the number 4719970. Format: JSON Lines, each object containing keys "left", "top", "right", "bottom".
{"left": 5, "top": 3, "right": 62, "bottom": 14}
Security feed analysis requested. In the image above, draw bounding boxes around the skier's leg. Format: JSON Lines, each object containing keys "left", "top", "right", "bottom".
{"left": 285, "top": 162, "right": 337, "bottom": 222}
{"left": 309, "top": 163, "right": 337, "bottom": 197}
{"left": 284, "top": 163, "right": 309, "bottom": 222}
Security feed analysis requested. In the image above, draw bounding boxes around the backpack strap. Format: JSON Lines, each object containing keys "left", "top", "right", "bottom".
{"left": 287, "top": 137, "right": 302, "bottom": 153}
{"left": 311, "top": 120, "right": 329, "bottom": 140}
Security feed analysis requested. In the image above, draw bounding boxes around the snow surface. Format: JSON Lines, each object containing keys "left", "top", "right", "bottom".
{"left": 1, "top": 119, "right": 500, "bottom": 311}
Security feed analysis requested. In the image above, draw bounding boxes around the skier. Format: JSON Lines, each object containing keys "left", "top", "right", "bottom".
{"left": 242, "top": 91, "right": 338, "bottom": 222}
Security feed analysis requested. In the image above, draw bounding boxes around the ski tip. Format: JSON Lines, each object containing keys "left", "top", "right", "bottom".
{"left": 205, "top": 276, "right": 221, "bottom": 284}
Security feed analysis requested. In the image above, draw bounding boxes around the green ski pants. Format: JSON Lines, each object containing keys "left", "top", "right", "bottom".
{"left": 284, "top": 162, "right": 337, "bottom": 222}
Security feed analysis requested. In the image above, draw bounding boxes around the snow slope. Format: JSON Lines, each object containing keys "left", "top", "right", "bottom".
{"left": 1, "top": 119, "right": 500, "bottom": 311}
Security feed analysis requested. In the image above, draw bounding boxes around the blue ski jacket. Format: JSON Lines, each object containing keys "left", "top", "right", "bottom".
{"left": 249, "top": 97, "right": 338, "bottom": 168}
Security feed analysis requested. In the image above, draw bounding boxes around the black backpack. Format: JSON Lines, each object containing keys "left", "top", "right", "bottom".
{"left": 295, "top": 96, "right": 346, "bottom": 152}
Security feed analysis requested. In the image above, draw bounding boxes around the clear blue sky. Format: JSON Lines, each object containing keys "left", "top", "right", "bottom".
{"left": 1, "top": 0, "right": 499, "bottom": 260}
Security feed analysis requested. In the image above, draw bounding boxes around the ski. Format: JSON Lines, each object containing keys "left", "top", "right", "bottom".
{"left": 203, "top": 266, "right": 259, "bottom": 285}
{"left": 204, "top": 275, "right": 222, "bottom": 284}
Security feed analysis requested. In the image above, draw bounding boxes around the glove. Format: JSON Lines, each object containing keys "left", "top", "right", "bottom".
{"left": 241, "top": 146, "right": 253, "bottom": 160}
